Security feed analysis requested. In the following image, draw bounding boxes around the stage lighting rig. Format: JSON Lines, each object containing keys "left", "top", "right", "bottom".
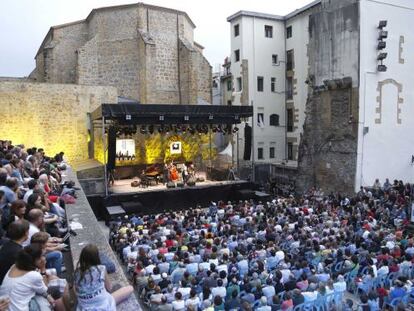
{"left": 148, "top": 125, "right": 154, "bottom": 134}
{"left": 140, "top": 125, "right": 147, "bottom": 134}
{"left": 233, "top": 126, "right": 239, "bottom": 133}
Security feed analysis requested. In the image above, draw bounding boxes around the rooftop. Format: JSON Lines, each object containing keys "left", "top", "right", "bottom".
{"left": 227, "top": 0, "right": 321, "bottom": 22}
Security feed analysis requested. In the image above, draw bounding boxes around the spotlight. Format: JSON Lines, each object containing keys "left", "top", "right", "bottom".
{"left": 233, "top": 126, "right": 239, "bottom": 133}
{"left": 378, "top": 20, "right": 387, "bottom": 29}
{"left": 140, "top": 125, "right": 147, "bottom": 134}
{"left": 377, "top": 64, "right": 387, "bottom": 72}
{"left": 211, "top": 125, "right": 217, "bottom": 133}
{"left": 377, "top": 41, "right": 386, "bottom": 50}
{"left": 181, "top": 125, "right": 187, "bottom": 133}
{"left": 158, "top": 126, "right": 163, "bottom": 133}
{"left": 148, "top": 125, "right": 154, "bottom": 134}
{"left": 174, "top": 125, "right": 180, "bottom": 133}
{"left": 377, "top": 52, "right": 387, "bottom": 61}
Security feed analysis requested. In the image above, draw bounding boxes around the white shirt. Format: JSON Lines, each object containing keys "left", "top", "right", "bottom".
{"left": 22, "top": 223, "right": 40, "bottom": 247}
{"left": 0, "top": 269, "right": 47, "bottom": 311}
{"left": 333, "top": 281, "right": 347, "bottom": 293}
{"left": 172, "top": 299, "right": 185, "bottom": 311}
{"left": 211, "top": 286, "right": 226, "bottom": 298}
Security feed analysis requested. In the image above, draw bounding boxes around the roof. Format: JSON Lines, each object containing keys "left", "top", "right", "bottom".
{"left": 285, "top": 0, "right": 321, "bottom": 20}
{"left": 227, "top": 0, "right": 321, "bottom": 22}
{"left": 227, "top": 11, "right": 284, "bottom": 22}
{"left": 91, "top": 104, "right": 253, "bottom": 125}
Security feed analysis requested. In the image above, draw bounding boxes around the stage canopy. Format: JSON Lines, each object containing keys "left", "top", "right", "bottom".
{"left": 91, "top": 103, "right": 253, "bottom": 125}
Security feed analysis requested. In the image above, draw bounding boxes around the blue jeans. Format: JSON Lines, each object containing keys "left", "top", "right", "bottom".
{"left": 46, "top": 251, "right": 63, "bottom": 275}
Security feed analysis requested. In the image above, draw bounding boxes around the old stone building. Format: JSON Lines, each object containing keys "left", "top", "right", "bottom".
{"left": 30, "top": 3, "right": 212, "bottom": 105}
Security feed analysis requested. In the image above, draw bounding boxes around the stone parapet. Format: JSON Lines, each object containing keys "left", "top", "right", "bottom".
{"left": 65, "top": 166, "right": 141, "bottom": 310}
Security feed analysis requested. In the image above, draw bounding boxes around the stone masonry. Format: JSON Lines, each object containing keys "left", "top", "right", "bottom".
{"left": 0, "top": 81, "right": 117, "bottom": 162}
{"left": 297, "top": 0, "right": 360, "bottom": 194}
{"left": 30, "top": 3, "right": 212, "bottom": 105}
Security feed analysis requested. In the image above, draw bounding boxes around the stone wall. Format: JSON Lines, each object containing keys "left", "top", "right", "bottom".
{"left": 297, "top": 84, "right": 359, "bottom": 194}
{"left": 32, "top": 3, "right": 211, "bottom": 104}
{"left": 0, "top": 81, "right": 117, "bottom": 162}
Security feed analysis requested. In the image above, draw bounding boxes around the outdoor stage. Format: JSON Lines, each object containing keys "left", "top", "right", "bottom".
{"left": 109, "top": 178, "right": 241, "bottom": 194}
{"left": 87, "top": 179, "right": 261, "bottom": 219}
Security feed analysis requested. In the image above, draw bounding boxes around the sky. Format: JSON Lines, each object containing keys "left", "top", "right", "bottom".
{"left": 0, "top": 0, "right": 313, "bottom": 77}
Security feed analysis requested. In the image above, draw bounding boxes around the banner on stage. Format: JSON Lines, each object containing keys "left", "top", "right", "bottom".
{"left": 116, "top": 139, "right": 135, "bottom": 157}
{"left": 170, "top": 142, "right": 182, "bottom": 154}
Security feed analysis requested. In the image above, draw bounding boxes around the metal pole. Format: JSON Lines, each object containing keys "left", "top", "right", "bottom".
{"left": 236, "top": 130, "right": 240, "bottom": 176}
{"left": 209, "top": 127, "right": 212, "bottom": 177}
{"left": 251, "top": 115, "right": 255, "bottom": 183}
{"left": 102, "top": 116, "right": 108, "bottom": 197}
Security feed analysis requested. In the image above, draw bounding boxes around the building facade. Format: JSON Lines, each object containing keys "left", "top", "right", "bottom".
{"left": 227, "top": 2, "right": 319, "bottom": 170}
{"left": 228, "top": 0, "right": 414, "bottom": 192}
{"left": 30, "top": 3, "right": 212, "bottom": 105}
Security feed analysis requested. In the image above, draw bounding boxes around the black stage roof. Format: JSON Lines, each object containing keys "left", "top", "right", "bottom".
{"left": 91, "top": 103, "right": 253, "bottom": 125}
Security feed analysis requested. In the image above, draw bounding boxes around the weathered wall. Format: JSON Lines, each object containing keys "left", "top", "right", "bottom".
{"left": 297, "top": 0, "right": 360, "bottom": 194}
{"left": 308, "top": 0, "right": 359, "bottom": 87}
{"left": 0, "top": 81, "right": 117, "bottom": 162}
{"left": 297, "top": 84, "right": 359, "bottom": 194}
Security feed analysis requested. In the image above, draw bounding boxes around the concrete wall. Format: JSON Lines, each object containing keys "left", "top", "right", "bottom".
{"left": 356, "top": 0, "right": 414, "bottom": 189}
{"left": 0, "top": 81, "right": 117, "bottom": 162}
{"left": 308, "top": 0, "right": 359, "bottom": 88}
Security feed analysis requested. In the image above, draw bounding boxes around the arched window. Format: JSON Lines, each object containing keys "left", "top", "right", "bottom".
{"left": 269, "top": 114, "right": 279, "bottom": 126}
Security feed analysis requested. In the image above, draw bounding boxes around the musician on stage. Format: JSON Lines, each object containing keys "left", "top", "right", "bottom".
{"left": 163, "top": 163, "right": 170, "bottom": 184}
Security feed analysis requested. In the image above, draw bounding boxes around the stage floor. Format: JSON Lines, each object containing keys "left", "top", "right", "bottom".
{"left": 109, "top": 178, "right": 245, "bottom": 194}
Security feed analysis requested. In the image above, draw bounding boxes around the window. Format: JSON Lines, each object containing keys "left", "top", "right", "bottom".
{"left": 227, "top": 80, "right": 232, "bottom": 91}
{"left": 236, "top": 77, "right": 242, "bottom": 91}
{"left": 269, "top": 147, "right": 275, "bottom": 159}
{"left": 271, "top": 77, "right": 276, "bottom": 92}
{"left": 287, "top": 109, "right": 293, "bottom": 132}
{"left": 272, "top": 54, "right": 278, "bottom": 65}
{"left": 234, "top": 24, "right": 240, "bottom": 37}
{"left": 227, "top": 100, "right": 232, "bottom": 106}
{"left": 257, "top": 76, "right": 264, "bottom": 92}
{"left": 286, "top": 49, "right": 294, "bottom": 70}
{"left": 258, "top": 147, "right": 264, "bottom": 160}
{"left": 286, "top": 77, "right": 293, "bottom": 99}
{"left": 269, "top": 114, "right": 279, "bottom": 126}
{"left": 257, "top": 113, "right": 264, "bottom": 126}
{"left": 234, "top": 49, "right": 240, "bottom": 62}
{"left": 286, "top": 26, "right": 292, "bottom": 39}
{"left": 265, "top": 25, "right": 273, "bottom": 38}
{"left": 287, "top": 143, "right": 293, "bottom": 160}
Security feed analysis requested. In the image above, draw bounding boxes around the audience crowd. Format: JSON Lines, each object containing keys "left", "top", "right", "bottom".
{"left": 109, "top": 179, "right": 413, "bottom": 311}
{"left": 0, "top": 140, "right": 133, "bottom": 311}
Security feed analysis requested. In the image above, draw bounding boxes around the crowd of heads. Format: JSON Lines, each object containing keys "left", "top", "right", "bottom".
{"left": 110, "top": 180, "right": 413, "bottom": 310}
{"left": 0, "top": 140, "right": 71, "bottom": 310}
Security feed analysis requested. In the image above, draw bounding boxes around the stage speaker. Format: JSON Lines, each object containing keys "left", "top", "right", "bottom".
{"left": 107, "top": 127, "right": 117, "bottom": 170}
{"left": 177, "top": 182, "right": 184, "bottom": 188}
{"left": 243, "top": 123, "right": 252, "bottom": 161}
{"left": 166, "top": 182, "right": 176, "bottom": 188}
{"left": 187, "top": 177, "right": 196, "bottom": 187}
